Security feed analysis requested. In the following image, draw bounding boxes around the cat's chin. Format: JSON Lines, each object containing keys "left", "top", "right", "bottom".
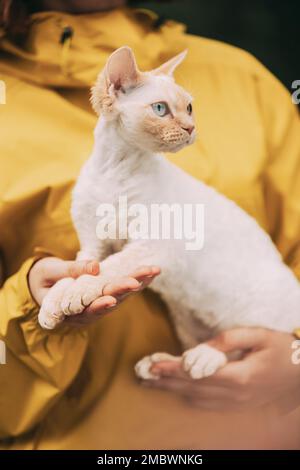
{"left": 148, "top": 139, "right": 192, "bottom": 154}
{"left": 165, "top": 141, "right": 194, "bottom": 154}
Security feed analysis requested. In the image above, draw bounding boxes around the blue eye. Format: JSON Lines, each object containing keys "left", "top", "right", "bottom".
{"left": 151, "top": 102, "right": 169, "bottom": 117}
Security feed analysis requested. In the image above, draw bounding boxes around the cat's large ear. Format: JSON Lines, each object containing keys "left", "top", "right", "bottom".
{"left": 151, "top": 50, "right": 187, "bottom": 77}
{"left": 91, "top": 46, "right": 142, "bottom": 115}
{"left": 105, "top": 46, "right": 141, "bottom": 91}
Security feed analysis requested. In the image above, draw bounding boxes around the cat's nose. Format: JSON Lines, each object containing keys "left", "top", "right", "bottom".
{"left": 182, "top": 126, "right": 195, "bottom": 135}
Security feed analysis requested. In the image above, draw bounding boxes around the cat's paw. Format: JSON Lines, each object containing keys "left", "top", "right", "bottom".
{"left": 182, "top": 344, "right": 227, "bottom": 379}
{"left": 38, "top": 277, "right": 74, "bottom": 329}
{"left": 135, "top": 352, "right": 180, "bottom": 380}
{"left": 60, "top": 274, "right": 108, "bottom": 316}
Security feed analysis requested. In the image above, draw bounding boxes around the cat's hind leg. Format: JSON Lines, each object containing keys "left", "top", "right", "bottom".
{"left": 182, "top": 344, "right": 227, "bottom": 379}
{"left": 135, "top": 345, "right": 227, "bottom": 380}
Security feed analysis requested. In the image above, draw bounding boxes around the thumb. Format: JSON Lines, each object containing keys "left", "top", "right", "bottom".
{"left": 45, "top": 258, "right": 100, "bottom": 283}
{"left": 65, "top": 259, "right": 100, "bottom": 278}
{"left": 207, "top": 327, "right": 267, "bottom": 353}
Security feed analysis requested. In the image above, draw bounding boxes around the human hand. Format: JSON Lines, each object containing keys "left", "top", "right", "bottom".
{"left": 29, "top": 257, "right": 160, "bottom": 328}
{"left": 63, "top": 264, "right": 160, "bottom": 326}
{"left": 142, "top": 328, "right": 300, "bottom": 412}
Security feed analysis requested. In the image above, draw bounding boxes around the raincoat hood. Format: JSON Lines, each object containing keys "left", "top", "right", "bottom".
{"left": 0, "top": 8, "right": 187, "bottom": 87}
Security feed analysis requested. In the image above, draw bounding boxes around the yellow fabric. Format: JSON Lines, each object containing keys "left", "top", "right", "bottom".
{"left": 0, "top": 8, "right": 300, "bottom": 449}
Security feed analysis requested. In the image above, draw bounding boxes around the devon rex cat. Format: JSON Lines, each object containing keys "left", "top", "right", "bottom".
{"left": 39, "top": 47, "right": 300, "bottom": 381}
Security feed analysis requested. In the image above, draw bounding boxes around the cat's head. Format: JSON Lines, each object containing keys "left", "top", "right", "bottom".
{"left": 91, "top": 46, "right": 195, "bottom": 153}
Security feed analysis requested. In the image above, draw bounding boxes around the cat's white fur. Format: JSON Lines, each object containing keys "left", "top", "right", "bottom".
{"left": 39, "top": 47, "right": 300, "bottom": 380}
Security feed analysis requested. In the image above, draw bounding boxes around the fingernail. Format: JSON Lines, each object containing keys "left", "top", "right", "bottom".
{"left": 88, "top": 262, "right": 98, "bottom": 275}
{"left": 105, "top": 302, "right": 117, "bottom": 309}
{"left": 132, "top": 282, "right": 142, "bottom": 291}
{"left": 151, "top": 266, "right": 160, "bottom": 272}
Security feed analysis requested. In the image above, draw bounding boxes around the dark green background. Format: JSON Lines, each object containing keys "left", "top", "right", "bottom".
{"left": 132, "top": 0, "right": 299, "bottom": 92}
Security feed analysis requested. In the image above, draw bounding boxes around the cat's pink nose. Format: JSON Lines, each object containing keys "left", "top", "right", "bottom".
{"left": 182, "top": 126, "right": 195, "bottom": 135}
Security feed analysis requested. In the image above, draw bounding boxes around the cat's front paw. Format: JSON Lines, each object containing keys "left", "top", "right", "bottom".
{"left": 60, "top": 274, "right": 108, "bottom": 316}
{"left": 135, "top": 352, "right": 181, "bottom": 380}
{"left": 38, "top": 277, "right": 74, "bottom": 329}
{"left": 182, "top": 344, "right": 227, "bottom": 379}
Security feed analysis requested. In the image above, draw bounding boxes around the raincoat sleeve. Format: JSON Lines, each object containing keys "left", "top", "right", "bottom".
{"left": 0, "top": 256, "right": 89, "bottom": 438}
{"left": 258, "top": 68, "right": 300, "bottom": 280}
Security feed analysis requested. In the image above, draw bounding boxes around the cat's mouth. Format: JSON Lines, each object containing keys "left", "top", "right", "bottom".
{"left": 143, "top": 127, "right": 196, "bottom": 153}
{"left": 165, "top": 133, "right": 196, "bottom": 153}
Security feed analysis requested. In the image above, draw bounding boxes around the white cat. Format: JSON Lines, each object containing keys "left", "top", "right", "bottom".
{"left": 39, "top": 47, "right": 300, "bottom": 380}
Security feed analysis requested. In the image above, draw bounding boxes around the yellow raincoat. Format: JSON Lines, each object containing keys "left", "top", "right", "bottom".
{"left": 0, "top": 7, "right": 300, "bottom": 449}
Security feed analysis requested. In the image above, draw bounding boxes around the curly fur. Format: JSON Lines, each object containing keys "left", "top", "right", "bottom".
{"left": 39, "top": 47, "right": 300, "bottom": 380}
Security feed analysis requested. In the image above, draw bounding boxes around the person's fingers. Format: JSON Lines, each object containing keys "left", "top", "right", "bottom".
{"left": 66, "top": 260, "right": 100, "bottom": 278}
{"left": 196, "top": 360, "right": 254, "bottom": 389}
{"left": 61, "top": 265, "right": 159, "bottom": 306}
{"left": 102, "top": 276, "right": 141, "bottom": 296}
{"left": 44, "top": 258, "right": 100, "bottom": 283}
{"left": 149, "top": 328, "right": 268, "bottom": 387}
{"left": 142, "top": 376, "right": 253, "bottom": 411}
{"left": 150, "top": 359, "right": 246, "bottom": 388}
{"left": 129, "top": 265, "right": 161, "bottom": 280}
{"left": 151, "top": 357, "right": 254, "bottom": 389}
{"left": 141, "top": 377, "right": 190, "bottom": 393}
{"left": 142, "top": 377, "right": 234, "bottom": 401}
{"left": 150, "top": 349, "right": 256, "bottom": 390}
{"left": 151, "top": 360, "right": 188, "bottom": 379}
{"left": 139, "top": 275, "right": 158, "bottom": 289}
{"left": 128, "top": 266, "right": 161, "bottom": 290}
{"left": 84, "top": 295, "right": 117, "bottom": 315}
{"left": 65, "top": 296, "right": 117, "bottom": 325}
{"left": 55, "top": 266, "right": 159, "bottom": 326}
{"left": 207, "top": 327, "right": 268, "bottom": 354}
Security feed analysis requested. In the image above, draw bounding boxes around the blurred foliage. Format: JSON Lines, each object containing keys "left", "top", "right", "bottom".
{"left": 132, "top": 0, "right": 299, "bottom": 91}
